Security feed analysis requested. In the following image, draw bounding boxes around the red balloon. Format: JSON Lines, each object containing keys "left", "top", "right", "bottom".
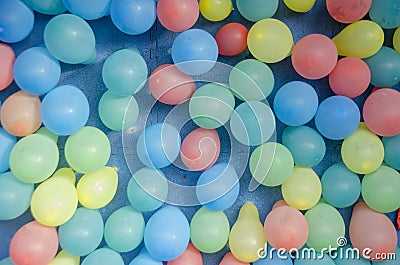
{"left": 326, "top": 0, "right": 372, "bottom": 24}
{"left": 0, "top": 43, "right": 15, "bottom": 90}
{"left": 219, "top": 252, "right": 249, "bottom": 265}
{"left": 157, "top": 0, "right": 199, "bottom": 32}
{"left": 272, "top": 200, "right": 289, "bottom": 209}
{"left": 215, "top": 23, "right": 248, "bottom": 56}
{"left": 167, "top": 243, "right": 203, "bottom": 265}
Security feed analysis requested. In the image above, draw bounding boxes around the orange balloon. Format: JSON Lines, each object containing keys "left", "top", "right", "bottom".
{"left": 0, "top": 43, "right": 15, "bottom": 90}
{"left": 167, "top": 243, "right": 203, "bottom": 265}
{"left": 219, "top": 252, "right": 249, "bottom": 265}
{"left": 272, "top": 200, "right": 289, "bottom": 209}
{"left": 0, "top": 90, "right": 42, "bottom": 136}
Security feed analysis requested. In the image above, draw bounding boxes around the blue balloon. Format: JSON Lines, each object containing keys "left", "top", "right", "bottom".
{"left": 0, "top": 128, "right": 17, "bottom": 173}
{"left": 41, "top": 85, "right": 90, "bottom": 135}
{"left": 172, "top": 29, "right": 219, "bottom": 75}
{"left": 294, "top": 253, "right": 335, "bottom": 265}
{"left": 82, "top": 248, "right": 124, "bottom": 265}
{"left": 24, "top": 0, "right": 66, "bottom": 15}
{"left": 315, "top": 96, "right": 360, "bottom": 140}
{"left": 14, "top": 46, "right": 61, "bottom": 95}
{"left": 273, "top": 81, "right": 319, "bottom": 126}
{"left": 110, "top": 0, "right": 156, "bottom": 35}
{"left": 369, "top": 0, "right": 400, "bottom": 29}
{"left": 254, "top": 250, "right": 293, "bottom": 265}
{"left": 196, "top": 163, "right": 240, "bottom": 211}
{"left": 382, "top": 134, "right": 400, "bottom": 170}
{"left": 334, "top": 245, "right": 372, "bottom": 265}
{"left": 129, "top": 248, "right": 163, "bottom": 265}
{"left": 0, "top": 0, "right": 34, "bottom": 43}
{"left": 63, "top": 0, "right": 111, "bottom": 20}
{"left": 144, "top": 206, "right": 190, "bottom": 261}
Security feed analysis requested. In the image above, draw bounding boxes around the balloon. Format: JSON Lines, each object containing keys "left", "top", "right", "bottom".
{"left": 59, "top": 207, "right": 104, "bottom": 256}
{"left": 0, "top": 258, "right": 13, "bottom": 265}
{"left": 102, "top": 48, "right": 148, "bottom": 96}
{"left": 328, "top": 57, "right": 371, "bottom": 98}
{"left": 129, "top": 248, "right": 163, "bottom": 265}
{"left": 48, "top": 251, "right": 80, "bottom": 265}
{"left": 127, "top": 167, "right": 168, "bottom": 212}
{"left": 196, "top": 163, "right": 240, "bottom": 211}
{"left": 229, "top": 202, "right": 267, "bottom": 263}
{"left": 332, "top": 20, "right": 384, "bottom": 58}
{"left": 229, "top": 59, "right": 274, "bottom": 101}
{"left": 172, "top": 29, "right": 218, "bottom": 75}
{"left": 321, "top": 163, "right": 361, "bottom": 208}
{"left": 314, "top": 96, "right": 360, "bottom": 140}
{"left": 220, "top": 252, "right": 249, "bottom": 265}
{"left": 77, "top": 166, "right": 118, "bottom": 209}
{"left": 149, "top": 64, "right": 196, "bottom": 105}
{"left": 180, "top": 128, "right": 220, "bottom": 171}
{"left": 371, "top": 247, "right": 400, "bottom": 265}
{"left": 272, "top": 200, "right": 289, "bottom": 209}
{"left": 189, "top": 83, "right": 235, "bottom": 129}
{"left": 44, "top": 14, "right": 96, "bottom": 64}
{"left": 144, "top": 206, "right": 190, "bottom": 261}
{"left": 273, "top": 81, "right": 318, "bottom": 126}
{"left": 281, "top": 166, "right": 322, "bottom": 210}
{"left": 0, "top": 128, "right": 17, "bottom": 173}
{"left": 369, "top": 0, "right": 400, "bottom": 29}
{"left": 394, "top": 27, "right": 400, "bottom": 53}
{"left": 98, "top": 91, "right": 139, "bottom": 131}
{"left": 190, "top": 207, "right": 230, "bottom": 253}
{"left": 282, "top": 126, "right": 326, "bottom": 167}
{"left": 24, "top": 0, "right": 66, "bottom": 15}
{"left": 326, "top": 0, "right": 371, "bottom": 23}
{"left": 382, "top": 134, "right": 400, "bottom": 169}
{"left": 334, "top": 245, "right": 371, "bottom": 265}
{"left": 247, "top": 19, "right": 293, "bottom": 63}
{"left": 0, "top": 43, "right": 15, "bottom": 90}
{"left": 254, "top": 251, "right": 293, "bottom": 265}
{"left": 63, "top": 0, "right": 111, "bottom": 20}
{"left": 0, "top": 90, "right": 42, "bottom": 137}
{"left": 249, "top": 142, "right": 294, "bottom": 186}
{"left": 215, "top": 23, "right": 248, "bottom": 56}
{"left": 64, "top": 126, "right": 111, "bottom": 174}
{"left": 110, "top": 0, "right": 156, "bottom": 35}
{"left": 10, "top": 134, "right": 59, "bottom": 183}
{"left": 294, "top": 253, "right": 335, "bottom": 265}
{"left": 10, "top": 221, "right": 58, "bottom": 265}
{"left": 199, "top": 0, "right": 233, "bottom": 22}
{"left": 167, "top": 243, "right": 203, "bottom": 265}
{"left": 36, "top": 127, "right": 58, "bottom": 143}
{"left": 236, "top": 0, "right": 278, "bottom": 22}
{"left": 0, "top": 0, "right": 34, "bottom": 43}
{"left": 81, "top": 248, "right": 124, "bottom": 265}
{"left": 283, "top": 0, "right": 316, "bottom": 12}
{"left": 156, "top": 0, "right": 199, "bottom": 32}
{"left": 341, "top": 123, "right": 384, "bottom": 174}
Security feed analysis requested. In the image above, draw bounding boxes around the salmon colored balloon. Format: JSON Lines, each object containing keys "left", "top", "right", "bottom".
{"left": 326, "top": 0, "right": 372, "bottom": 24}
{"left": 0, "top": 43, "right": 15, "bottom": 90}
{"left": 329, "top": 57, "right": 371, "bottom": 98}
{"left": 180, "top": 128, "right": 220, "bottom": 171}
{"left": 291, "top": 34, "right": 338, "bottom": 80}
{"left": 10, "top": 221, "right": 58, "bottom": 265}
{"left": 157, "top": 0, "right": 199, "bottom": 32}
{"left": 0, "top": 90, "right": 42, "bottom": 137}
{"left": 215, "top": 23, "right": 248, "bottom": 56}
{"left": 272, "top": 200, "right": 289, "bottom": 209}
{"left": 219, "top": 252, "right": 249, "bottom": 265}
{"left": 149, "top": 64, "right": 196, "bottom": 105}
{"left": 167, "top": 243, "right": 203, "bottom": 265}
{"left": 363, "top": 88, "right": 400, "bottom": 136}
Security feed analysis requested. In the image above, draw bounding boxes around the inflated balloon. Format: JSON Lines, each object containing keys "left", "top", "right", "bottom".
{"left": 253, "top": 251, "right": 293, "bottom": 265}
{"left": 10, "top": 221, "right": 58, "bottom": 265}
{"left": 294, "top": 253, "right": 335, "bottom": 265}
{"left": 332, "top": 20, "right": 384, "bottom": 58}
{"left": 229, "top": 59, "right": 274, "bottom": 101}
{"left": 36, "top": 127, "right": 58, "bottom": 143}
{"left": 157, "top": 0, "right": 199, "bottom": 32}
{"left": 394, "top": 27, "right": 400, "bottom": 53}
{"left": 382, "top": 134, "right": 400, "bottom": 169}
{"left": 273, "top": 81, "right": 318, "bottom": 126}
{"left": 229, "top": 202, "right": 267, "bottom": 263}
{"left": 215, "top": 23, "right": 248, "bottom": 56}
{"left": 220, "top": 252, "right": 249, "bottom": 265}
{"left": 334, "top": 245, "right": 371, "bottom": 265}
{"left": 48, "top": 251, "right": 80, "bottom": 265}
{"left": 144, "top": 206, "right": 190, "bottom": 261}
{"left": 369, "top": 0, "right": 400, "bottom": 29}
{"left": 283, "top": 0, "right": 316, "bottom": 12}
{"left": 64, "top": 126, "right": 111, "bottom": 174}
{"left": 81, "top": 248, "right": 124, "bottom": 265}
{"left": 10, "top": 134, "right": 59, "bottom": 183}
{"left": 281, "top": 166, "right": 322, "bottom": 210}
{"left": 237, "top": 0, "right": 278, "bottom": 21}
{"left": 102, "top": 48, "right": 148, "bottom": 96}
{"left": 272, "top": 200, "right": 289, "bottom": 209}
{"left": 0, "top": 0, "right": 34, "bottom": 43}
{"left": 24, "top": 0, "right": 66, "bottom": 15}
{"left": 172, "top": 29, "right": 218, "bottom": 75}
{"left": 149, "top": 64, "right": 196, "bottom": 105}
{"left": 247, "top": 19, "right": 293, "bottom": 63}
{"left": 0, "top": 258, "right": 13, "bottom": 265}
{"left": 0, "top": 128, "right": 16, "bottom": 173}
{"left": 249, "top": 142, "right": 294, "bottom": 186}
{"left": 0, "top": 90, "right": 42, "bottom": 137}
{"left": 44, "top": 14, "right": 96, "bottom": 64}
{"left": 59, "top": 207, "right": 104, "bottom": 256}
{"left": 63, "top": 0, "right": 111, "bottom": 20}
{"left": 326, "top": 0, "right": 371, "bottom": 23}
{"left": 371, "top": 247, "right": 400, "bottom": 265}
{"left": 0, "top": 43, "right": 15, "bottom": 90}
{"left": 167, "top": 243, "right": 203, "bottom": 265}
{"left": 199, "top": 0, "right": 233, "bottom": 22}
{"left": 129, "top": 248, "right": 163, "bottom": 265}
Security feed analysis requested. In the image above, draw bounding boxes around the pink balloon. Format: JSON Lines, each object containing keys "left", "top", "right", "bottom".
{"left": 219, "top": 252, "right": 249, "bottom": 265}
{"left": 0, "top": 43, "right": 15, "bottom": 90}
{"left": 157, "top": 0, "right": 199, "bottom": 32}
{"left": 10, "top": 221, "right": 58, "bottom": 265}
{"left": 272, "top": 200, "right": 289, "bottom": 209}
{"left": 329, "top": 57, "right": 371, "bottom": 98}
{"left": 180, "top": 128, "right": 220, "bottom": 171}
{"left": 326, "top": 0, "right": 372, "bottom": 24}
{"left": 291, "top": 34, "right": 338, "bottom": 80}
{"left": 167, "top": 243, "right": 203, "bottom": 265}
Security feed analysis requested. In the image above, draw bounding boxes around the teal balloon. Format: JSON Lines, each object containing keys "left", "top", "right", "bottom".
{"left": 237, "top": 0, "right": 279, "bottom": 22}
{"left": 82, "top": 248, "right": 124, "bottom": 265}
{"left": 334, "top": 245, "right": 371, "bottom": 265}
{"left": 0, "top": 257, "right": 13, "bottom": 265}
{"left": 295, "top": 253, "right": 335, "bottom": 265}
{"left": 129, "top": 248, "right": 163, "bottom": 265}
{"left": 24, "top": 0, "right": 66, "bottom": 15}
{"left": 371, "top": 247, "right": 399, "bottom": 264}
{"left": 369, "top": 0, "right": 400, "bottom": 29}
{"left": 63, "top": 0, "right": 111, "bottom": 20}
{"left": 382, "top": 134, "right": 400, "bottom": 170}
{"left": 0, "top": 128, "right": 17, "bottom": 173}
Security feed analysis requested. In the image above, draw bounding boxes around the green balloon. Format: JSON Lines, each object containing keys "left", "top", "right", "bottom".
{"left": 362, "top": 165, "right": 400, "bottom": 213}
{"left": 229, "top": 59, "right": 275, "bottom": 101}
{"left": 10, "top": 134, "right": 59, "bottom": 183}
{"left": 249, "top": 142, "right": 294, "bottom": 186}
{"left": 36, "top": 127, "right": 58, "bottom": 143}
{"left": 189, "top": 83, "right": 235, "bottom": 129}
{"left": 190, "top": 207, "right": 230, "bottom": 253}
{"left": 65, "top": 126, "right": 111, "bottom": 174}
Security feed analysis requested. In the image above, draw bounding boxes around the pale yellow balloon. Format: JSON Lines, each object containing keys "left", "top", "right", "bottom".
{"left": 283, "top": 0, "right": 316, "bottom": 12}
{"left": 394, "top": 27, "right": 400, "bottom": 53}
{"left": 199, "top": 0, "right": 233, "bottom": 22}
{"left": 48, "top": 250, "right": 80, "bottom": 265}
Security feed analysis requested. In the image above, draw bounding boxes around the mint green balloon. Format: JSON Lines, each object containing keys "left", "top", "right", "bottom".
{"left": 0, "top": 257, "right": 13, "bottom": 265}
{"left": 36, "top": 127, "right": 58, "bottom": 143}
{"left": 189, "top": 83, "right": 235, "bottom": 129}
{"left": 24, "top": 0, "right": 66, "bottom": 15}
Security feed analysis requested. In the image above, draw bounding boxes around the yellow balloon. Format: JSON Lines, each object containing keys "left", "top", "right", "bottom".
{"left": 341, "top": 123, "right": 384, "bottom": 174}
{"left": 229, "top": 202, "right": 266, "bottom": 263}
{"left": 281, "top": 166, "right": 321, "bottom": 210}
{"left": 48, "top": 250, "right": 80, "bottom": 265}
{"left": 394, "top": 27, "right": 400, "bottom": 53}
{"left": 283, "top": 0, "right": 316, "bottom": 12}
{"left": 30, "top": 168, "right": 78, "bottom": 226}
{"left": 77, "top": 166, "right": 118, "bottom": 209}
{"left": 332, "top": 20, "right": 384, "bottom": 58}
{"left": 248, "top": 18, "right": 293, "bottom": 63}
{"left": 199, "top": 0, "right": 233, "bottom": 22}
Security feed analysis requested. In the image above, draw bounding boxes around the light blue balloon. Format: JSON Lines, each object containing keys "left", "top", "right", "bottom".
{"left": 369, "top": 0, "right": 400, "bottom": 29}
{"left": 59, "top": 207, "right": 104, "bottom": 256}
{"left": 254, "top": 250, "right": 293, "bottom": 265}
{"left": 144, "top": 206, "right": 190, "bottom": 261}
{"left": 294, "top": 253, "right": 335, "bottom": 265}
{"left": 129, "top": 248, "right": 163, "bottom": 265}
{"left": 172, "top": 29, "right": 218, "bottom": 76}
{"left": 371, "top": 247, "right": 399, "bottom": 264}
{"left": 63, "top": 0, "right": 111, "bottom": 20}
{"left": 82, "top": 248, "right": 124, "bottom": 265}
{"left": 24, "top": 0, "right": 66, "bottom": 15}
{"left": 196, "top": 163, "right": 240, "bottom": 211}
{"left": 334, "top": 245, "right": 371, "bottom": 265}
{"left": 41, "top": 85, "right": 90, "bottom": 136}
{"left": 0, "top": 0, "right": 34, "bottom": 43}
{"left": 0, "top": 128, "right": 17, "bottom": 173}
{"left": 14, "top": 47, "right": 61, "bottom": 95}
{"left": 382, "top": 134, "right": 400, "bottom": 170}
{"left": 237, "top": 0, "right": 279, "bottom": 22}
{"left": 0, "top": 257, "right": 13, "bottom": 265}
